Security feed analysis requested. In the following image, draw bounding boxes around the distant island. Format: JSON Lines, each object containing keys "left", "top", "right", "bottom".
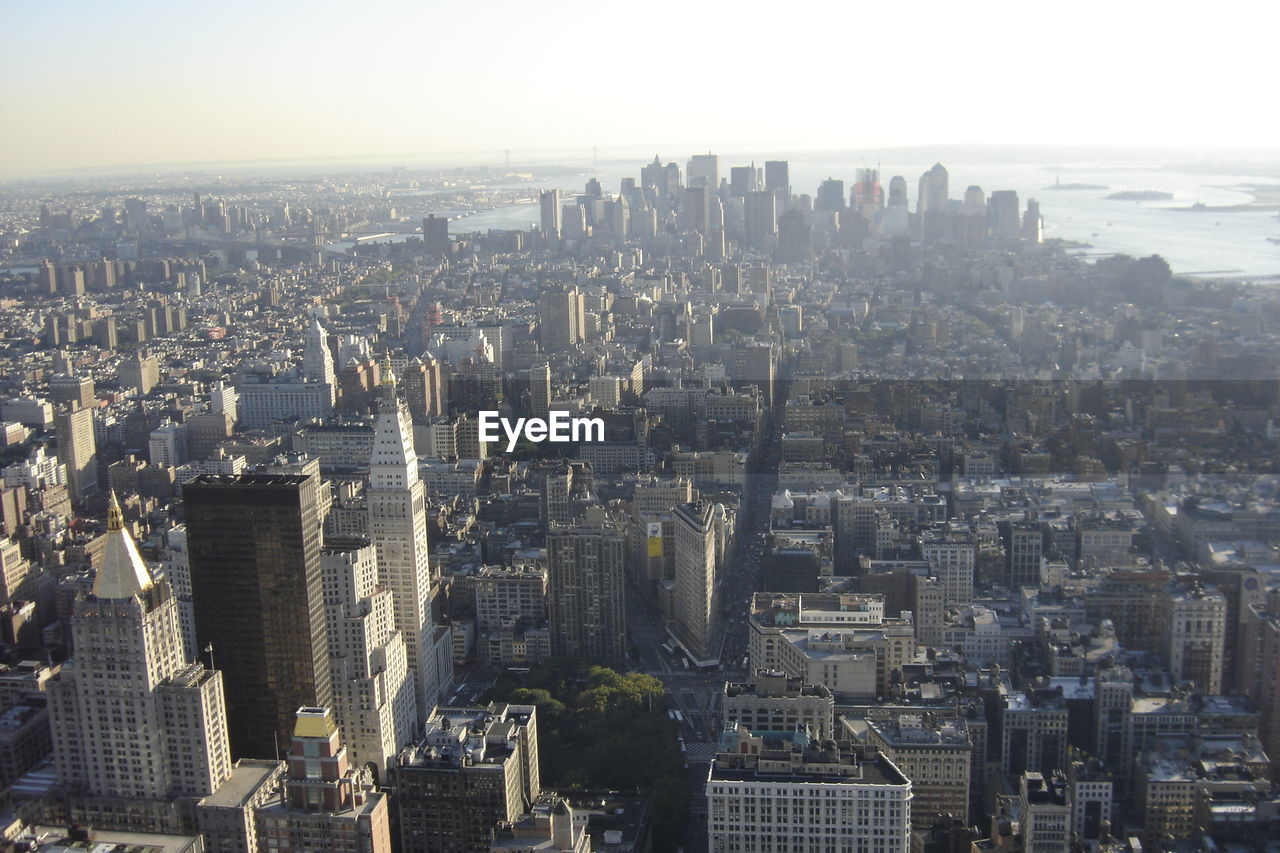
{"left": 1106, "top": 190, "right": 1174, "bottom": 201}
{"left": 1043, "top": 182, "right": 1109, "bottom": 190}
{"left": 1045, "top": 237, "right": 1094, "bottom": 249}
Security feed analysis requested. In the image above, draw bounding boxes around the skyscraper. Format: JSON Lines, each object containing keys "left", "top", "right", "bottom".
{"left": 664, "top": 160, "right": 682, "bottom": 195}
{"left": 683, "top": 185, "right": 711, "bottom": 233}
{"left": 48, "top": 494, "right": 233, "bottom": 798}
{"left": 776, "top": 209, "right": 812, "bottom": 264}
{"left": 539, "top": 189, "right": 561, "bottom": 239}
{"left": 302, "top": 317, "right": 336, "bottom": 405}
{"left": 368, "top": 364, "right": 450, "bottom": 716}
{"left": 561, "top": 202, "right": 587, "bottom": 240}
{"left": 988, "top": 189, "right": 1021, "bottom": 240}
{"left": 887, "top": 175, "right": 908, "bottom": 208}
{"left": 1162, "top": 582, "right": 1226, "bottom": 693}
{"left": 852, "top": 167, "right": 883, "bottom": 214}
{"left": 1023, "top": 198, "right": 1043, "bottom": 243}
{"left": 527, "top": 361, "right": 552, "bottom": 418}
{"left": 763, "top": 160, "right": 789, "bottom": 197}
{"left": 640, "top": 155, "right": 674, "bottom": 197}
{"left": 672, "top": 501, "right": 725, "bottom": 664}
{"left": 321, "top": 539, "right": 416, "bottom": 775}
{"left": 607, "top": 195, "right": 630, "bottom": 240}
{"left": 729, "top": 165, "right": 756, "bottom": 197}
{"left": 54, "top": 404, "right": 98, "bottom": 506}
{"left": 687, "top": 153, "right": 719, "bottom": 189}
{"left": 401, "top": 355, "right": 445, "bottom": 422}
{"left": 38, "top": 259, "right": 56, "bottom": 294}
{"left": 917, "top": 163, "right": 950, "bottom": 243}
{"left": 546, "top": 523, "right": 627, "bottom": 663}
{"left": 815, "top": 178, "right": 845, "bottom": 213}
{"left": 1242, "top": 591, "right": 1280, "bottom": 775}
{"left": 962, "top": 185, "right": 988, "bottom": 248}
{"left": 963, "top": 185, "right": 986, "bottom": 215}
{"left": 538, "top": 287, "right": 585, "bottom": 352}
{"left": 423, "top": 213, "right": 450, "bottom": 257}
{"left": 743, "top": 190, "right": 778, "bottom": 250}
{"left": 1000, "top": 520, "right": 1044, "bottom": 589}
{"left": 732, "top": 343, "right": 777, "bottom": 406}
{"left": 917, "top": 163, "right": 949, "bottom": 212}
{"left": 184, "top": 473, "right": 332, "bottom": 759}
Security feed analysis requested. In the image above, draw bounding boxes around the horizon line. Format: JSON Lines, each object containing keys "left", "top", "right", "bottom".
{"left": 4, "top": 141, "right": 1278, "bottom": 183}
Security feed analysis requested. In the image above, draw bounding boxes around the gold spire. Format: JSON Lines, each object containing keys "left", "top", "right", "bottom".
{"left": 94, "top": 490, "right": 154, "bottom": 600}
{"left": 107, "top": 490, "right": 124, "bottom": 531}
{"left": 381, "top": 353, "right": 396, "bottom": 387}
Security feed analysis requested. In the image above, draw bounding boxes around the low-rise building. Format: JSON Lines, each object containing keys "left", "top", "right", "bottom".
{"left": 863, "top": 715, "right": 971, "bottom": 830}
{"left": 707, "top": 726, "right": 911, "bottom": 853}
{"left": 390, "top": 704, "right": 540, "bottom": 853}
{"left": 721, "top": 671, "right": 835, "bottom": 739}
{"left": 254, "top": 706, "right": 392, "bottom": 852}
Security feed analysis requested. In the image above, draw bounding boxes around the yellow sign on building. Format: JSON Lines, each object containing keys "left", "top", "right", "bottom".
{"left": 646, "top": 521, "right": 663, "bottom": 557}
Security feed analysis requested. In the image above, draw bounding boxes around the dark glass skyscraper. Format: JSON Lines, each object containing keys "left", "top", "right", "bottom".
{"left": 729, "top": 165, "right": 756, "bottom": 197}
{"left": 815, "top": 178, "right": 846, "bottom": 213}
{"left": 183, "top": 473, "right": 331, "bottom": 759}
{"left": 764, "top": 160, "right": 790, "bottom": 196}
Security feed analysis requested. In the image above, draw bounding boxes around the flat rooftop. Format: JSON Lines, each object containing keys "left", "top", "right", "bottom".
{"left": 197, "top": 759, "right": 282, "bottom": 808}
{"left": 710, "top": 751, "right": 909, "bottom": 788}
{"left": 26, "top": 826, "right": 202, "bottom": 853}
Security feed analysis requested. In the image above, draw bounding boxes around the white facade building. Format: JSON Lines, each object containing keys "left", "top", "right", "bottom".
{"left": 321, "top": 540, "right": 416, "bottom": 774}
{"left": 237, "top": 380, "right": 332, "bottom": 429}
{"left": 368, "top": 364, "right": 451, "bottom": 717}
{"left": 3, "top": 445, "right": 67, "bottom": 490}
{"left": 302, "top": 318, "right": 337, "bottom": 405}
{"left": 921, "top": 525, "right": 975, "bottom": 607}
{"left": 47, "top": 494, "right": 232, "bottom": 799}
{"left": 707, "top": 727, "right": 911, "bottom": 853}
{"left": 1163, "top": 583, "right": 1226, "bottom": 693}
{"left": 148, "top": 419, "right": 188, "bottom": 468}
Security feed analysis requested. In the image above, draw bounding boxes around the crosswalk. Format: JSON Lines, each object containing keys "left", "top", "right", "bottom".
{"left": 686, "top": 743, "right": 718, "bottom": 763}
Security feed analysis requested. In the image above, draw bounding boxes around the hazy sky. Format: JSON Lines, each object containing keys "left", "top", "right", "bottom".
{"left": 2, "top": 0, "right": 1277, "bottom": 175}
